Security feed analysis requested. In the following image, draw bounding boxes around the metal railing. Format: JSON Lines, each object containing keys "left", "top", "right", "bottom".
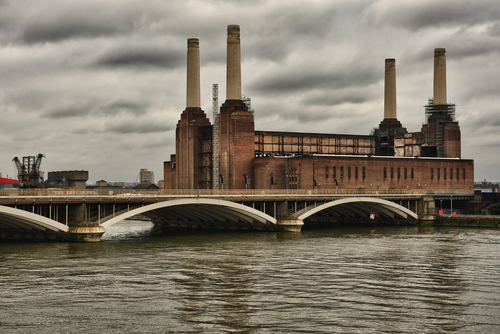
{"left": 0, "top": 188, "right": 474, "bottom": 198}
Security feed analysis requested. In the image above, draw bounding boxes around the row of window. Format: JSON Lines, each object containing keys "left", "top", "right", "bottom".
{"left": 325, "top": 166, "right": 366, "bottom": 179}
{"left": 324, "top": 166, "right": 467, "bottom": 181}
{"left": 430, "top": 168, "right": 466, "bottom": 180}
{"left": 383, "top": 167, "right": 414, "bottom": 179}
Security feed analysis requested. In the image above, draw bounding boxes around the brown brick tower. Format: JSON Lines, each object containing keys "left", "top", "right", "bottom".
{"left": 174, "top": 38, "right": 211, "bottom": 189}
{"left": 218, "top": 25, "right": 255, "bottom": 189}
{"left": 421, "top": 48, "right": 461, "bottom": 158}
{"left": 375, "top": 59, "right": 407, "bottom": 155}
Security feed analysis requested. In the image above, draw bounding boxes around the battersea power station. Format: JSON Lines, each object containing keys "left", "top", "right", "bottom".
{"left": 164, "top": 25, "right": 474, "bottom": 192}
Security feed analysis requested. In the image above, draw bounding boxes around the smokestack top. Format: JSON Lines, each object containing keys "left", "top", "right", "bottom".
{"left": 433, "top": 47, "right": 447, "bottom": 105}
{"left": 187, "top": 38, "right": 199, "bottom": 47}
{"left": 384, "top": 58, "right": 397, "bottom": 120}
{"left": 186, "top": 38, "right": 201, "bottom": 108}
{"left": 226, "top": 25, "right": 242, "bottom": 100}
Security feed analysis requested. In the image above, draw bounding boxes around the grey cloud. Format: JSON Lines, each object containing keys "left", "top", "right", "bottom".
{"left": 303, "top": 88, "right": 379, "bottom": 107}
{"left": 44, "top": 103, "right": 93, "bottom": 119}
{"left": 18, "top": 2, "right": 140, "bottom": 43}
{"left": 94, "top": 45, "right": 184, "bottom": 68}
{"left": 252, "top": 65, "right": 380, "bottom": 95}
{"left": 366, "top": 0, "right": 500, "bottom": 31}
{"left": 97, "top": 100, "right": 149, "bottom": 116}
{"left": 106, "top": 121, "right": 174, "bottom": 134}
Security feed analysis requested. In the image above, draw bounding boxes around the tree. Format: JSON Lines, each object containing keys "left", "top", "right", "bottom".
{"left": 487, "top": 203, "right": 500, "bottom": 215}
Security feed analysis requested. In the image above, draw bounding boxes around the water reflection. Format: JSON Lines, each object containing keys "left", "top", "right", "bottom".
{"left": 1, "top": 221, "right": 500, "bottom": 333}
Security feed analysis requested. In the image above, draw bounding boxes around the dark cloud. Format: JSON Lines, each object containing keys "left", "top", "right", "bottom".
{"left": 251, "top": 65, "right": 380, "bottom": 95}
{"left": 366, "top": 0, "right": 500, "bottom": 31}
{"left": 43, "top": 103, "right": 93, "bottom": 119}
{"left": 303, "top": 88, "right": 379, "bottom": 107}
{"left": 94, "top": 45, "right": 184, "bottom": 68}
{"left": 97, "top": 100, "right": 148, "bottom": 116}
{"left": 18, "top": 2, "right": 140, "bottom": 43}
{"left": 106, "top": 121, "right": 174, "bottom": 134}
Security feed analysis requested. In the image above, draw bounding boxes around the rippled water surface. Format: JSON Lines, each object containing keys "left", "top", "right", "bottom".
{"left": 1, "top": 221, "right": 500, "bottom": 333}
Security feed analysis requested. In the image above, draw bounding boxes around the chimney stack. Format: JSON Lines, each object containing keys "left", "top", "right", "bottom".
{"left": 226, "top": 25, "right": 242, "bottom": 100}
{"left": 384, "top": 59, "right": 397, "bottom": 119}
{"left": 433, "top": 48, "right": 447, "bottom": 105}
{"left": 186, "top": 38, "right": 201, "bottom": 108}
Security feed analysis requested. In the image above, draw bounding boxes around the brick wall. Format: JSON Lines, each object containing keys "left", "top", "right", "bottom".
{"left": 253, "top": 155, "right": 474, "bottom": 192}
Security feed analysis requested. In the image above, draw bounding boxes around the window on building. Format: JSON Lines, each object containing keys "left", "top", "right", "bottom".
{"left": 333, "top": 167, "right": 336, "bottom": 178}
{"left": 404, "top": 168, "right": 407, "bottom": 179}
{"left": 384, "top": 167, "right": 387, "bottom": 178}
{"left": 397, "top": 168, "right": 400, "bottom": 179}
{"left": 463, "top": 168, "right": 466, "bottom": 180}
{"left": 355, "top": 167, "right": 358, "bottom": 179}
{"left": 457, "top": 168, "right": 459, "bottom": 181}
{"left": 172, "top": 162, "right": 176, "bottom": 170}
{"left": 431, "top": 168, "right": 434, "bottom": 180}
{"left": 411, "top": 168, "right": 414, "bottom": 179}
{"left": 362, "top": 167, "right": 366, "bottom": 178}
{"left": 325, "top": 166, "right": 329, "bottom": 178}
{"left": 391, "top": 167, "right": 394, "bottom": 178}
{"left": 348, "top": 167, "right": 351, "bottom": 178}
{"left": 444, "top": 168, "right": 446, "bottom": 180}
{"left": 437, "top": 168, "right": 440, "bottom": 180}
{"left": 450, "top": 168, "right": 453, "bottom": 180}
{"left": 341, "top": 167, "right": 344, "bottom": 178}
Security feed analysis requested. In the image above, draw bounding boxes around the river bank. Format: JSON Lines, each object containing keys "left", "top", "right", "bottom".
{"left": 428, "top": 214, "right": 500, "bottom": 228}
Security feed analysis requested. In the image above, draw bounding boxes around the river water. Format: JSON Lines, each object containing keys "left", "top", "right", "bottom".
{"left": 1, "top": 220, "right": 500, "bottom": 333}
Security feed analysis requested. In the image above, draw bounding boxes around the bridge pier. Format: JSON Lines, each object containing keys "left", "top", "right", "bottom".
{"left": 418, "top": 196, "right": 436, "bottom": 224}
{"left": 276, "top": 216, "right": 304, "bottom": 232}
{"left": 68, "top": 221, "right": 105, "bottom": 242}
{"left": 67, "top": 204, "right": 105, "bottom": 242}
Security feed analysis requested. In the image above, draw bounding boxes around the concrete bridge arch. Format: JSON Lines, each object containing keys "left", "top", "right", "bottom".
{"left": 0, "top": 205, "right": 69, "bottom": 234}
{"left": 100, "top": 198, "right": 277, "bottom": 230}
{"left": 295, "top": 197, "right": 418, "bottom": 224}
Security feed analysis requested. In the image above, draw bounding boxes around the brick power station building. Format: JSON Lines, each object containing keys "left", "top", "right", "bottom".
{"left": 164, "top": 25, "right": 473, "bottom": 193}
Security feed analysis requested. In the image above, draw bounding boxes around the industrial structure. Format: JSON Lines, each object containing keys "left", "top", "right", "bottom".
{"left": 12, "top": 153, "right": 45, "bottom": 188}
{"left": 164, "top": 25, "right": 473, "bottom": 192}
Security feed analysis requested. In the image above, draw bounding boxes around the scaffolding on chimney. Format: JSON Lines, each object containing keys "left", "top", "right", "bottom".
{"left": 212, "top": 83, "right": 220, "bottom": 190}
{"left": 425, "top": 98, "right": 456, "bottom": 122}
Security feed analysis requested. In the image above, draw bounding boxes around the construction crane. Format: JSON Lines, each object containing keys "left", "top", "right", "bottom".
{"left": 12, "top": 153, "right": 45, "bottom": 188}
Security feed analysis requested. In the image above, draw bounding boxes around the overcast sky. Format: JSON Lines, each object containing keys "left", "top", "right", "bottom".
{"left": 0, "top": 0, "right": 499, "bottom": 184}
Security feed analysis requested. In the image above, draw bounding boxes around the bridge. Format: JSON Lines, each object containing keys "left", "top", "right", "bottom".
{"left": 0, "top": 188, "right": 472, "bottom": 242}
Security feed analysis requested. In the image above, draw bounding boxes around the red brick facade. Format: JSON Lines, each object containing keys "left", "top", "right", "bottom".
{"left": 218, "top": 100, "right": 254, "bottom": 189}
{"left": 253, "top": 156, "right": 473, "bottom": 192}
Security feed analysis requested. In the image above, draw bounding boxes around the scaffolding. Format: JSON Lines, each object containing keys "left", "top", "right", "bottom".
{"left": 424, "top": 98, "right": 457, "bottom": 157}
{"left": 425, "top": 98, "right": 456, "bottom": 122}
{"left": 212, "top": 83, "right": 219, "bottom": 189}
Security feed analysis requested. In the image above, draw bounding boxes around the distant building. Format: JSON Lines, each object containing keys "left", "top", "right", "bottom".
{"left": 133, "top": 183, "right": 159, "bottom": 190}
{"left": 46, "top": 171, "right": 89, "bottom": 189}
{"left": 139, "top": 169, "right": 154, "bottom": 184}
{"left": 157, "top": 180, "right": 164, "bottom": 189}
{"left": 0, "top": 177, "right": 19, "bottom": 189}
{"left": 96, "top": 180, "right": 108, "bottom": 187}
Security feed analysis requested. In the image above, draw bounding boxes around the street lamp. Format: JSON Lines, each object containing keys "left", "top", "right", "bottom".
{"left": 451, "top": 195, "right": 453, "bottom": 215}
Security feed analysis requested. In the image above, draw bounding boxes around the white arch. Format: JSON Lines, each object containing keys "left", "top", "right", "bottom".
{"left": 0, "top": 206, "right": 69, "bottom": 232}
{"left": 297, "top": 197, "right": 418, "bottom": 221}
{"left": 101, "top": 198, "right": 277, "bottom": 228}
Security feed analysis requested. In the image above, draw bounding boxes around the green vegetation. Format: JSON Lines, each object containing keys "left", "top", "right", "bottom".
{"left": 488, "top": 203, "right": 500, "bottom": 215}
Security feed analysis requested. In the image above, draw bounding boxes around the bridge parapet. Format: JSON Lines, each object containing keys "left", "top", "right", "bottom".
{"left": 0, "top": 188, "right": 474, "bottom": 199}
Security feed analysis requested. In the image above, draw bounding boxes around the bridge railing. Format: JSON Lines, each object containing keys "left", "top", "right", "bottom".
{"left": 0, "top": 188, "right": 474, "bottom": 198}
